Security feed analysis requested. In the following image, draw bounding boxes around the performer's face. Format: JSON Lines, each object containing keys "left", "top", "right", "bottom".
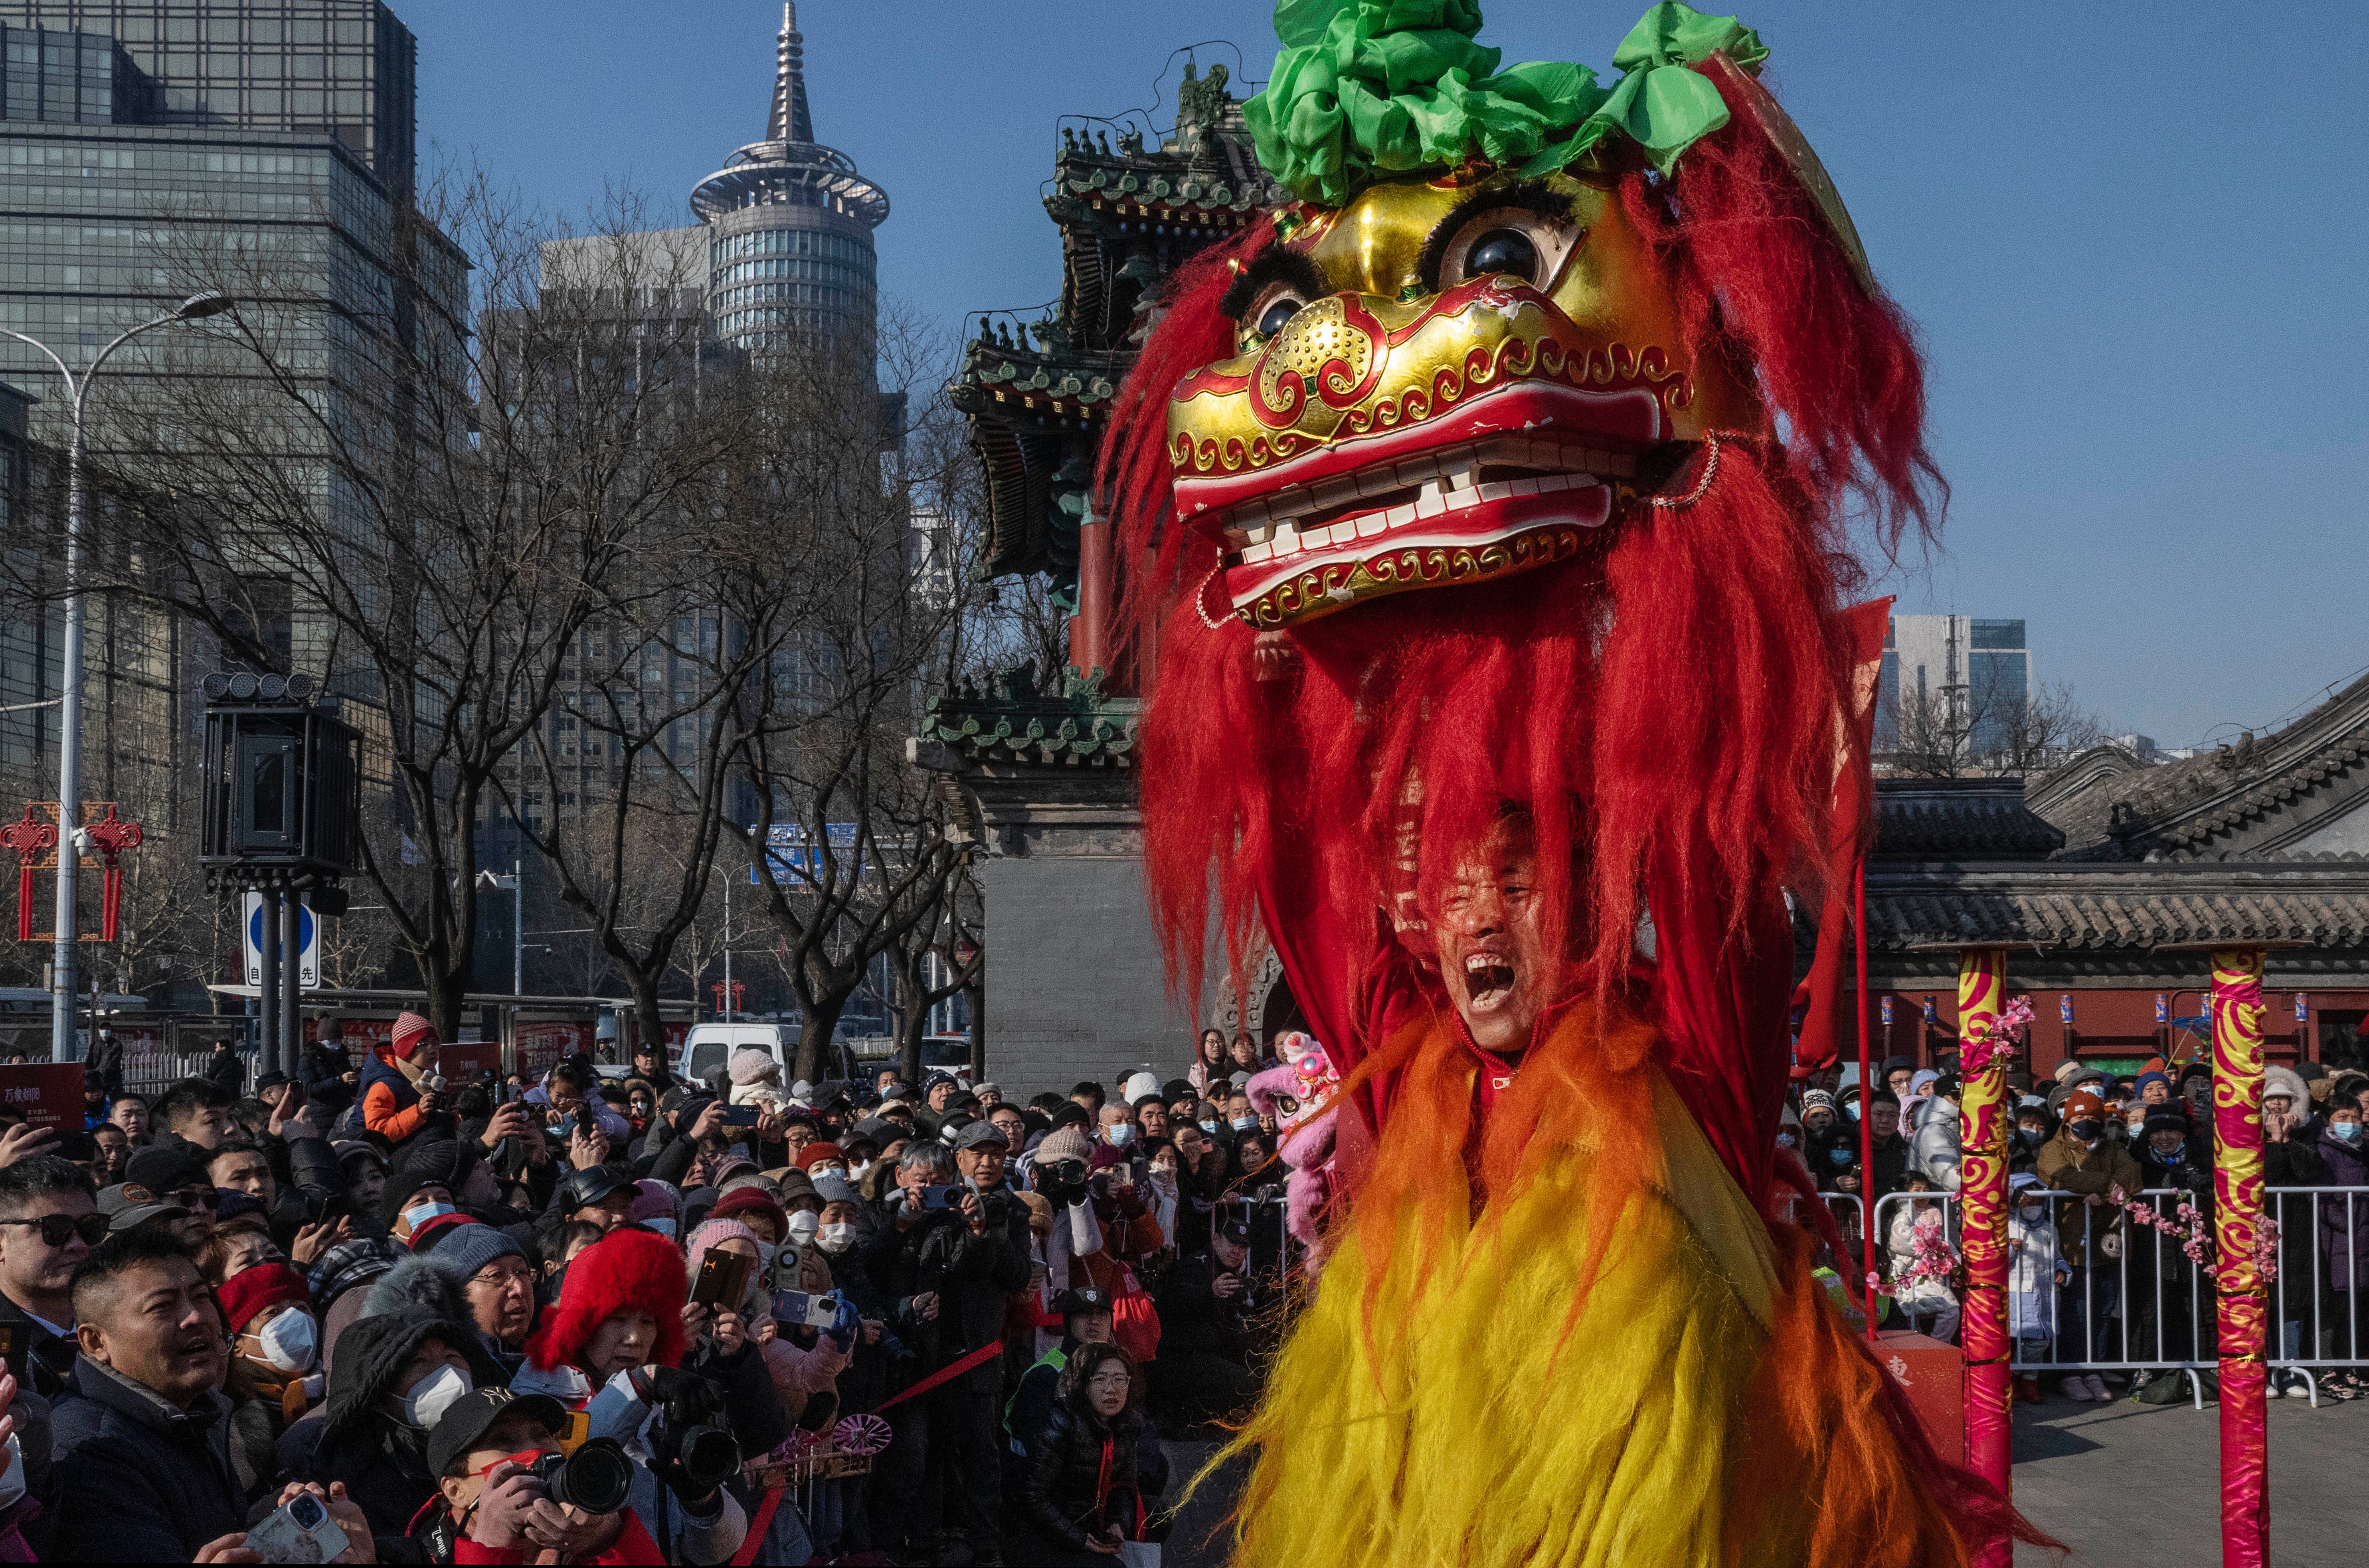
{"left": 1431, "top": 820, "right": 1554, "bottom": 1057}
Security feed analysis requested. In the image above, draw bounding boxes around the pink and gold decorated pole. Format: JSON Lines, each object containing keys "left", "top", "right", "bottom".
{"left": 2210, "top": 947, "right": 2269, "bottom": 1568}
{"left": 1954, "top": 946, "right": 2012, "bottom": 1565}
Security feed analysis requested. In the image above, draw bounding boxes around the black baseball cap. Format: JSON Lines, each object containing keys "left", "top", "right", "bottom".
{"left": 1052, "top": 1286, "right": 1112, "bottom": 1317}
{"left": 426, "top": 1387, "right": 569, "bottom": 1479}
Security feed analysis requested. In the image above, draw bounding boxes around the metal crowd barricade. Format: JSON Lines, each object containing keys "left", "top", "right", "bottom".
{"left": 1871, "top": 1186, "right": 2227, "bottom": 1410}
{"left": 2264, "top": 1184, "right": 2368, "bottom": 1408}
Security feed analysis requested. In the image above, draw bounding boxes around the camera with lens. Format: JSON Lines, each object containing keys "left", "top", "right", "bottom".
{"left": 527, "top": 1437, "right": 633, "bottom": 1515}
{"left": 643, "top": 1371, "right": 740, "bottom": 1496}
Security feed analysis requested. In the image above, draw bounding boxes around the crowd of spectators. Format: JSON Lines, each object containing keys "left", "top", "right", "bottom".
{"left": 1790, "top": 1050, "right": 2369, "bottom": 1409}
{"left": 0, "top": 1016, "right": 1298, "bottom": 1564}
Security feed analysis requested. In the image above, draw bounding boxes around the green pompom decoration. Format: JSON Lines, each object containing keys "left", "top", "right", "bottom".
{"left": 1244, "top": 0, "right": 1766, "bottom": 207}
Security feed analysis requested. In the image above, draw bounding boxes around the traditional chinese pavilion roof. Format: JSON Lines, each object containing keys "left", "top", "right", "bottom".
{"left": 920, "top": 664, "right": 1138, "bottom": 768}
{"left": 2035, "top": 671, "right": 2369, "bottom": 862}
{"left": 1858, "top": 862, "right": 2369, "bottom": 953}
{"left": 953, "top": 61, "right": 1281, "bottom": 589}
{"left": 1872, "top": 778, "right": 2064, "bottom": 862}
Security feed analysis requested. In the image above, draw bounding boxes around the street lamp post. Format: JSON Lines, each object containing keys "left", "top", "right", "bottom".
{"left": 0, "top": 291, "right": 236, "bottom": 1062}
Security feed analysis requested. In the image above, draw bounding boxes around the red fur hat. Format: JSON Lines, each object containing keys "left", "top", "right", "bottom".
{"left": 523, "top": 1225, "right": 688, "bottom": 1374}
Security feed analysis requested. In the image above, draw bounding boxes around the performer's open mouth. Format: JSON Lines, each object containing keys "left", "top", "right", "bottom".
{"left": 1461, "top": 949, "right": 1519, "bottom": 1013}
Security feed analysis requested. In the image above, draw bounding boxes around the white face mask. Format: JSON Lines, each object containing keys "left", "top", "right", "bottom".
{"left": 817, "top": 1222, "right": 858, "bottom": 1254}
{"left": 400, "top": 1363, "right": 471, "bottom": 1430}
{"left": 785, "top": 1210, "right": 821, "bottom": 1245}
{"left": 2017, "top": 1204, "right": 2046, "bottom": 1223}
{"left": 256, "top": 1309, "right": 319, "bottom": 1374}
{"left": 848, "top": 1160, "right": 873, "bottom": 1179}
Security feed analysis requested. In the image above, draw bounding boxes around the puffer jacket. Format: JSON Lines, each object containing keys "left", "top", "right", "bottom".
{"left": 2034, "top": 1129, "right": 2142, "bottom": 1268}
{"left": 2316, "top": 1122, "right": 2369, "bottom": 1291}
{"left": 1018, "top": 1399, "right": 1146, "bottom": 1552}
{"left": 1910, "top": 1096, "right": 1962, "bottom": 1192}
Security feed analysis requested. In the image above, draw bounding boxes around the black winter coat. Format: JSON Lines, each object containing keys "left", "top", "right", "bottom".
{"left": 859, "top": 1189, "right": 1032, "bottom": 1397}
{"left": 45, "top": 1356, "right": 246, "bottom": 1562}
{"left": 0, "top": 1291, "right": 76, "bottom": 1402}
{"left": 2266, "top": 1135, "right": 2333, "bottom": 1305}
{"left": 1155, "top": 1254, "right": 1258, "bottom": 1361}
{"left": 1019, "top": 1400, "right": 1145, "bottom": 1550}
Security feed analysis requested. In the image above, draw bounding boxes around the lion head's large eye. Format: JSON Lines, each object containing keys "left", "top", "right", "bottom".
{"left": 1428, "top": 188, "right": 1585, "bottom": 294}
{"left": 1252, "top": 289, "right": 1307, "bottom": 341}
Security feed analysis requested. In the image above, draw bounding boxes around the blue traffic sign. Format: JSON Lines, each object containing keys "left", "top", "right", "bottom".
{"left": 249, "top": 899, "right": 315, "bottom": 956}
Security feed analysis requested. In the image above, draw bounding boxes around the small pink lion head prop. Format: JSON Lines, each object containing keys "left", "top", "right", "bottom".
{"left": 1245, "top": 1030, "right": 1341, "bottom": 1139}
{"left": 1245, "top": 1032, "right": 1344, "bottom": 1266}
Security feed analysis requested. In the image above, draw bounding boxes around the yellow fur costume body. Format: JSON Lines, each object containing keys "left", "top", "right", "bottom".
{"left": 1221, "top": 1002, "right": 1969, "bottom": 1568}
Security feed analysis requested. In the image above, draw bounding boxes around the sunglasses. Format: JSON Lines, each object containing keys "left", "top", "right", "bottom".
{"left": 0, "top": 1212, "right": 111, "bottom": 1248}
{"left": 164, "top": 1188, "right": 221, "bottom": 1210}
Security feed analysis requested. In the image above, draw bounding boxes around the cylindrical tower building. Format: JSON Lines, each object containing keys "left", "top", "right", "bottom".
{"left": 691, "top": 4, "right": 888, "bottom": 350}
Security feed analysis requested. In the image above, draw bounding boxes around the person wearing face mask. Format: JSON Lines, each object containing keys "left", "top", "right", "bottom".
{"left": 2260, "top": 1066, "right": 2333, "bottom": 1397}
{"left": 291, "top": 1305, "right": 503, "bottom": 1547}
{"left": 2003, "top": 1173, "right": 2068, "bottom": 1404}
{"left": 2310, "top": 1096, "right": 2369, "bottom": 1398}
{"left": 680, "top": 1219, "right": 827, "bottom": 1452}
{"left": 219, "top": 1262, "right": 324, "bottom": 1499}
{"left": 1097, "top": 1104, "right": 1139, "bottom": 1153}
{"left": 2008, "top": 1099, "right": 2055, "bottom": 1176}
{"left": 2125, "top": 1102, "right": 2215, "bottom": 1403}
{"left": 2036, "top": 1087, "right": 2142, "bottom": 1401}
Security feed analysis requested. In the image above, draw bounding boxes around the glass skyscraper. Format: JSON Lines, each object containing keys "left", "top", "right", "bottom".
{"left": 0, "top": 0, "right": 440, "bottom": 844}
{"left": 690, "top": 3, "right": 886, "bottom": 349}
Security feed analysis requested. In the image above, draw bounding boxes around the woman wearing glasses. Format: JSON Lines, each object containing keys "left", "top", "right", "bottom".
{"left": 1015, "top": 1341, "right": 1159, "bottom": 1564}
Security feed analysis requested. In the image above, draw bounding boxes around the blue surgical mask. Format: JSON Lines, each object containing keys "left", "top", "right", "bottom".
{"left": 1199, "top": 1119, "right": 1219, "bottom": 1134}
{"left": 402, "top": 1200, "right": 456, "bottom": 1232}
{"left": 1828, "top": 1148, "right": 1852, "bottom": 1166}
{"left": 1105, "top": 1124, "right": 1135, "bottom": 1148}
{"left": 1775, "top": 1132, "right": 1796, "bottom": 1149}
{"left": 2017, "top": 1128, "right": 2043, "bottom": 1147}
{"left": 2335, "top": 1122, "right": 2363, "bottom": 1143}
{"left": 1845, "top": 1102, "right": 1862, "bottom": 1122}
{"left": 1231, "top": 1116, "right": 1257, "bottom": 1133}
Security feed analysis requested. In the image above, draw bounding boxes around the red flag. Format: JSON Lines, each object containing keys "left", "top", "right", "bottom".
{"left": 1791, "top": 598, "right": 1890, "bottom": 1074}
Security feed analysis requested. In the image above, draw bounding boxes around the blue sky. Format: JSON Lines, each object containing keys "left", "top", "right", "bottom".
{"left": 398, "top": 0, "right": 2368, "bottom": 748}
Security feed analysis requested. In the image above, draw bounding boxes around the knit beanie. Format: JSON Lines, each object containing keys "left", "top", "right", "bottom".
{"left": 793, "top": 1142, "right": 844, "bottom": 1172}
{"left": 219, "top": 1263, "right": 310, "bottom": 1332}
{"left": 708, "top": 1185, "right": 788, "bottom": 1239}
{"left": 2062, "top": 1089, "right": 2107, "bottom": 1122}
{"left": 728, "top": 1047, "right": 779, "bottom": 1087}
{"left": 632, "top": 1179, "right": 684, "bottom": 1232}
{"left": 425, "top": 1220, "right": 524, "bottom": 1283}
{"left": 1035, "top": 1125, "right": 1093, "bottom": 1165}
{"left": 684, "top": 1216, "right": 757, "bottom": 1269}
{"left": 2133, "top": 1070, "right": 2171, "bottom": 1099}
{"left": 392, "top": 1011, "right": 436, "bottom": 1056}
{"left": 1800, "top": 1089, "right": 1837, "bottom": 1115}
{"left": 2142, "top": 1103, "right": 2191, "bottom": 1137}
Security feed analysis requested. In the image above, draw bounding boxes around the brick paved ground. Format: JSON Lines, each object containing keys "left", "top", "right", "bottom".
{"left": 1157, "top": 1384, "right": 2364, "bottom": 1568}
{"left": 2011, "top": 1380, "right": 2362, "bottom": 1566}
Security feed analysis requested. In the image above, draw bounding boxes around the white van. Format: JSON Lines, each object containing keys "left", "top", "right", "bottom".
{"left": 674, "top": 1020, "right": 858, "bottom": 1090}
